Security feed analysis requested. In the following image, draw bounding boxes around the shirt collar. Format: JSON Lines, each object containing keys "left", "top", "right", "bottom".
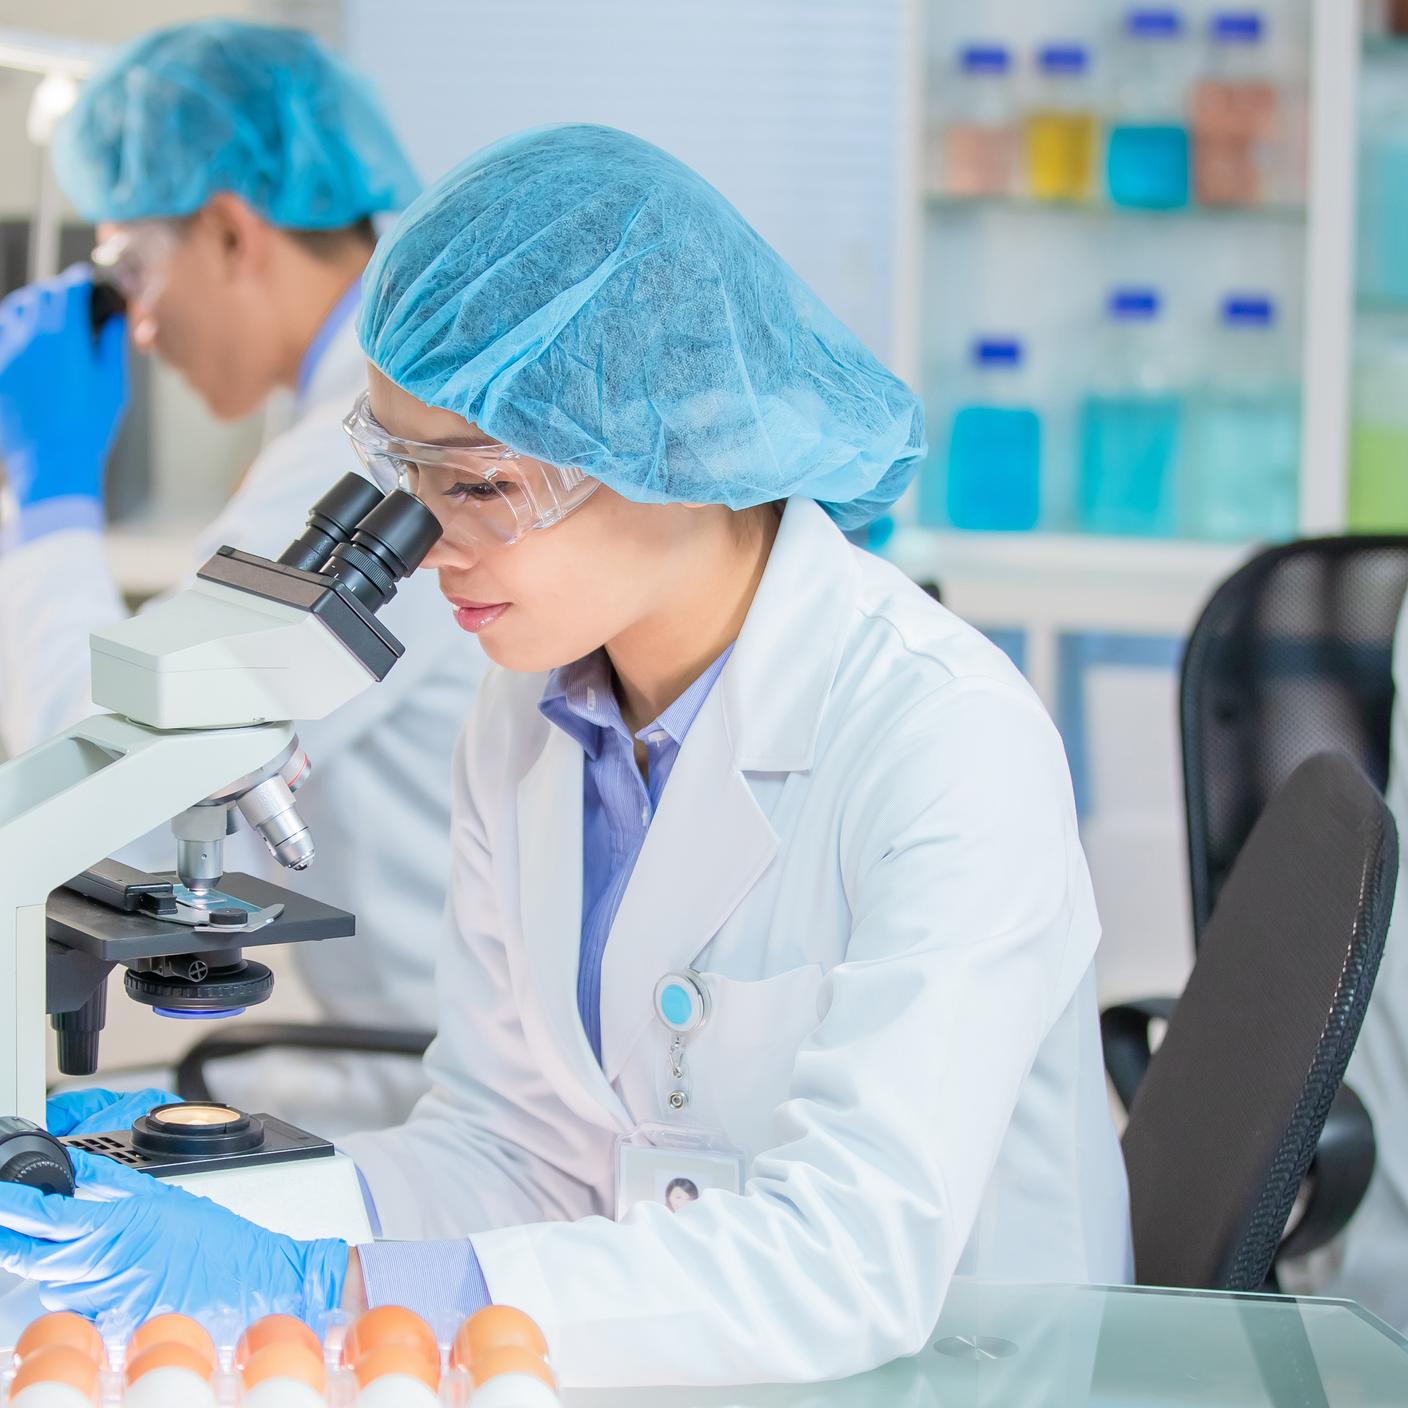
{"left": 296, "top": 281, "right": 362, "bottom": 400}
{"left": 539, "top": 645, "right": 734, "bottom": 758}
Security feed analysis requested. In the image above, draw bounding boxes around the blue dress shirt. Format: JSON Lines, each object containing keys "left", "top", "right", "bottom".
{"left": 357, "top": 645, "right": 732, "bottom": 1320}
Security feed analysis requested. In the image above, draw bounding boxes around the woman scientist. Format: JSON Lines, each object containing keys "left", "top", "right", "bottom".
{"left": 0, "top": 125, "right": 1131, "bottom": 1388}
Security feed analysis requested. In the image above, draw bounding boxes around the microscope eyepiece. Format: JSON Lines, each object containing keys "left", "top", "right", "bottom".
{"left": 324, "top": 490, "right": 442, "bottom": 613}
{"left": 276, "top": 472, "right": 386, "bottom": 573}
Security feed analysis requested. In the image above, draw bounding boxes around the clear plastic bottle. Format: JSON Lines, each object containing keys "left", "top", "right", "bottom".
{"left": 936, "top": 337, "right": 1041, "bottom": 532}
{"left": 1357, "top": 76, "right": 1408, "bottom": 307}
{"left": 1350, "top": 333, "right": 1408, "bottom": 529}
{"left": 1106, "top": 8, "right": 1193, "bottom": 209}
{"left": 1026, "top": 43, "right": 1098, "bottom": 201}
{"left": 1191, "top": 11, "right": 1282, "bottom": 207}
{"left": 930, "top": 44, "right": 1020, "bottom": 197}
{"left": 1181, "top": 294, "right": 1300, "bottom": 541}
{"left": 1078, "top": 288, "right": 1184, "bottom": 536}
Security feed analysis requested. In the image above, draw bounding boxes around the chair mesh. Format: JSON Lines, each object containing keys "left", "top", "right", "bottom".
{"left": 1182, "top": 537, "right": 1408, "bottom": 938}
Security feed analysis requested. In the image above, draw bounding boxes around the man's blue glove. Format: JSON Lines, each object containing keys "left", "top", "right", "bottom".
{"left": 46, "top": 1088, "right": 180, "bottom": 1139}
{"left": 0, "top": 1149, "right": 347, "bottom": 1324}
{"left": 0, "top": 266, "right": 128, "bottom": 519}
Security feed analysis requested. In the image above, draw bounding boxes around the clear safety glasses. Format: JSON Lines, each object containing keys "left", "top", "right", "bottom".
{"left": 341, "top": 391, "right": 600, "bottom": 548}
{"left": 90, "top": 222, "right": 182, "bottom": 307}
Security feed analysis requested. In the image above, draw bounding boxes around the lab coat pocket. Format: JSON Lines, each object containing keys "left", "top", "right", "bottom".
{"left": 686, "top": 964, "right": 826, "bottom": 1159}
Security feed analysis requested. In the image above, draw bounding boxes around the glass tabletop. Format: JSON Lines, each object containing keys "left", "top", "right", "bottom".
{"left": 565, "top": 1281, "right": 1408, "bottom": 1406}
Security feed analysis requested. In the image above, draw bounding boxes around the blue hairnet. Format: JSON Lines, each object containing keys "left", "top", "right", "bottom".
{"left": 53, "top": 20, "right": 418, "bottom": 229}
{"left": 359, "top": 124, "right": 924, "bottom": 529}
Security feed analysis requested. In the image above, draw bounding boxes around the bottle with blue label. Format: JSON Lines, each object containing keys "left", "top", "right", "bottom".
{"left": 1107, "top": 8, "right": 1193, "bottom": 209}
{"left": 1078, "top": 289, "right": 1183, "bottom": 536}
{"left": 932, "top": 337, "right": 1041, "bottom": 532}
{"left": 1181, "top": 295, "right": 1300, "bottom": 541}
{"left": 931, "top": 44, "right": 1020, "bottom": 197}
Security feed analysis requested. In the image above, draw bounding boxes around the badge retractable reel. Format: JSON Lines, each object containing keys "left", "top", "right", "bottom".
{"left": 614, "top": 971, "right": 744, "bottom": 1220}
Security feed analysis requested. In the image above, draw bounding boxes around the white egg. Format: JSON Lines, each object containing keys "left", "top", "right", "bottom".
{"left": 8, "top": 1385, "right": 95, "bottom": 1408}
{"left": 240, "top": 1379, "right": 327, "bottom": 1408}
{"left": 471, "top": 1374, "right": 562, "bottom": 1408}
{"left": 123, "top": 1366, "right": 216, "bottom": 1408}
{"left": 356, "top": 1372, "right": 441, "bottom": 1407}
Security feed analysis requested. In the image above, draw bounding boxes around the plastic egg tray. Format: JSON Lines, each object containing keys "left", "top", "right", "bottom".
{"left": 2, "top": 1303, "right": 559, "bottom": 1406}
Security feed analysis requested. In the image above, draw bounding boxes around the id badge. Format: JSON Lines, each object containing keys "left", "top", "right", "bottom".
{"left": 615, "top": 1123, "right": 744, "bottom": 1220}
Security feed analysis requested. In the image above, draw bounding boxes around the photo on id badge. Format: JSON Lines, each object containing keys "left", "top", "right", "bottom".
{"left": 616, "top": 1130, "right": 744, "bottom": 1219}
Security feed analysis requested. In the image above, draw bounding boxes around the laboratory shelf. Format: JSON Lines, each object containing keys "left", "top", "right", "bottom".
{"left": 923, "top": 193, "right": 1308, "bottom": 223}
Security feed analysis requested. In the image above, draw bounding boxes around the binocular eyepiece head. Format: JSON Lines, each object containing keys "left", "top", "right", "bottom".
{"left": 278, "top": 472, "right": 441, "bottom": 612}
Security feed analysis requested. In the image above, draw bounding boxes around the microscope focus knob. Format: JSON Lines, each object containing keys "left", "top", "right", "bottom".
{"left": 0, "top": 1118, "right": 76, "bottom": 1196}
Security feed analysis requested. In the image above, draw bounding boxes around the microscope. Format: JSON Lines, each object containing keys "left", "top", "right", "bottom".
{"left": 0, "top": 473, "right": 439, "bottom": 1243}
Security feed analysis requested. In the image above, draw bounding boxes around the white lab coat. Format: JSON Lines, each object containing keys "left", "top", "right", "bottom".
{"left": 344, "top": 498, "right": 1133, "bottom": 1388}
{"left": 1321, "top": 595, "right": 1408, "bottom": 1329}
{"left": 0, "top": 318, "right": 486, "bottom": 1130}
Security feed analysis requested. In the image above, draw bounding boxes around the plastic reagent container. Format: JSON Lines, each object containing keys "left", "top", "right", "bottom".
{"left": 1078, "top": 288, "right": 1184, "bottom": 536}
{"left": 1107, "top": 9, "right": 1192, "bottom": 209}
{"left": 1192, "top": 11, "right": 1281, "bottom": 206}
{"left": 937, "top": 337, "right": 1042, "bottom": 532}
{"left": 1027, "top": 43, "right": 1098, "bottom": 201}
{"left": 1182, "top": 294, "right": 1299, "bottom": 541}
{"left": 1350, "top": 334, "right": 1408, "bottom": 528}
{"left": 935, "top": 43, "right": 1020, "bottom": 197}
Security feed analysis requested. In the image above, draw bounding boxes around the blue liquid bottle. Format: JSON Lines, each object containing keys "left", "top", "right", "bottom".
{"left": 1181, "top": 295, "right": 1300, "bottom": 541}
{"left": 1107, "top": 9, "right": 1192, "bottom": 209}
{"left": 941, "top": 337, "right": 1041, "bottom": 531}
{"left": 1078, "top": 289, "right": 1183, "bottom": 536}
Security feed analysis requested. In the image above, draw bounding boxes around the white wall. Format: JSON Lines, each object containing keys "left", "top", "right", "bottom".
{"left": 344, "top": 0, "right": 908, "bottom": 366}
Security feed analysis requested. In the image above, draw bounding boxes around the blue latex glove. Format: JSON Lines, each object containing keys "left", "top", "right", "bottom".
{"left": 0, "top": 1149, "right": 347, "bottom": 1324}
{"left": 0, "top": 266, "right": 128, "bottom": 513}
{"left": 46, "top": 1088, "right": 180, "bottom": 1139}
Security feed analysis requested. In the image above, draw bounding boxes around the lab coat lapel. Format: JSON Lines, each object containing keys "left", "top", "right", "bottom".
{"left": 598, "top": 499, "right": 858, "bottom": 1082}
{"left": 516, "top": 724, "right": 630, "bottom": 1124}
{"left": 599, "top": 691, "right": 778, "bottom": 1083}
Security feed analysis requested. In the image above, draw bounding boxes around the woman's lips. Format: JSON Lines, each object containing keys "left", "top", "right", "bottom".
{"left": 450, "top": 599, "right": 510, "bottom": 633}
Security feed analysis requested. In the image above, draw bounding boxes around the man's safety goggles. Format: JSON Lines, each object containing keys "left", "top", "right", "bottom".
{"left": 341, "top": 392, "right": 599, "bottom": 548}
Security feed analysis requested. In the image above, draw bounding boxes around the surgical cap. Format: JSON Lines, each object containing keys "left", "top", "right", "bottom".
{"left": 52, "top": 20, "right": 418, "bottom": 229}
{"left": 359, "top": 125, "right": 924, "bottom": 529}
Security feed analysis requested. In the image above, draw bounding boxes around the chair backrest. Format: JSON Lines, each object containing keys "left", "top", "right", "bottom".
{"left": 1122, "top": 751, "right": 1397, "bottom": 1291}
{"left": 1181, "top": 536, "right": 1408, "bottom": 939}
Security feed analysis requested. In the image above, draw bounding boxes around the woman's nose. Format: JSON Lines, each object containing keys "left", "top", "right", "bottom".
{"left": 422, "top": 534, "right": 478, "bottom": 573}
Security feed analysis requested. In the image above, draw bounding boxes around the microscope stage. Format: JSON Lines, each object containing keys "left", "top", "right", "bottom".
{"left": 46, "top": 871, "right": 354, "bottom": 962}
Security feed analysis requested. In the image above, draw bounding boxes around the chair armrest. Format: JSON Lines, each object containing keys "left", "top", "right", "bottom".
{"left": 1276, "top": 1082, "right": 1377, "bottom": 1262}
{"left": 1101, "top": 995, "right": 1179, "bottom": 1112}
{"left": 175, "top": 1021, "right": 433, "bottom": 1102}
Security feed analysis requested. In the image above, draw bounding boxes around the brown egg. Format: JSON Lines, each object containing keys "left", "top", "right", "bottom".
{"left": 125, "top": 1341, "right": 215, "bottom": 1386}
{"left": 127, "top": 1314, "right": 217, "bottom": 1375}
{"left": 235, "top": 1314, "right": 323, "bottom": 1371}
{"left": 15, "top": 1312, "right": 106, "bottom": 1369}
{"left": 241, "top": 1341, "right": 327, "bottom": 1393}
{"left": 351, "top": 1343, "right": 441, "bottom": 1390}
{"left": 471, "top": 1346, "right": 558, "bottom": 1390}
{"left": 341, "top": 1305, "right": 437, "bottom": 1372}
{"left": 451, "top": 1305, "right": 549, "bottom": 1372}
{"left": 10, "top": 1344, "right": 101, "bottom": 1402}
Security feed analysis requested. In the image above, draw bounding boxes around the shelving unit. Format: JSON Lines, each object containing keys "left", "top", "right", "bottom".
{"left": 888, "top": 0, "right": 1357, "bottom": 997}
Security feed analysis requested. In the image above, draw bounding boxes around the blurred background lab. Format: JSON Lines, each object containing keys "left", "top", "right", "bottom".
{"left": 4, "top": 0, "right": 1408, "bottom": 1347}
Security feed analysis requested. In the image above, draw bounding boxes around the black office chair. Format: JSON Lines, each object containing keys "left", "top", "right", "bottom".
{"left": 1121, "top": 752, "right": 1396, "bottom": 1290}
{"left": 1105, "top": 534, "right": 1408, "bottom": 1266}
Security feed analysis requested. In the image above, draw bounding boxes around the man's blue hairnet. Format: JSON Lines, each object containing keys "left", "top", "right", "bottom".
{"left": 359, "top": 125, "right": 924, "bottom": 530}
{"left": 52, "top": 20, "right": 418, "bottom": 229}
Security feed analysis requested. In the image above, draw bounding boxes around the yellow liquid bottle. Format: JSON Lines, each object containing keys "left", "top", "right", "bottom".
{"left": 1027, "top": 111, "right": 1097, "bottom": 200}
{"left": 1027, "top": 43, "right": 1097, "bottom": 202}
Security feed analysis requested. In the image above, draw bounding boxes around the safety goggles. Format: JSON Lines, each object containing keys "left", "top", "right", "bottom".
{"left": 90, "top": 221, "right": 182, "bottom": 307}
{"left": 341, "top": 391, "right": 599, "bottom": 547}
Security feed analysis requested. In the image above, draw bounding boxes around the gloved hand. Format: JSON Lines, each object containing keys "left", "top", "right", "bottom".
{"left": 0, "top": 266, "right": 128, "bottom": 511}
{"left": 46, "top": 1088, "right": 180, "bottom": 1139}
{"left": 0, "top": 1148, "right": 348, "bottom": 1324}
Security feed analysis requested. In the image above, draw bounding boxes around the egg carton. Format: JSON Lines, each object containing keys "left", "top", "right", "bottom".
{"left": 2, "top": 1304, "right": 559, "bottom": 1406}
